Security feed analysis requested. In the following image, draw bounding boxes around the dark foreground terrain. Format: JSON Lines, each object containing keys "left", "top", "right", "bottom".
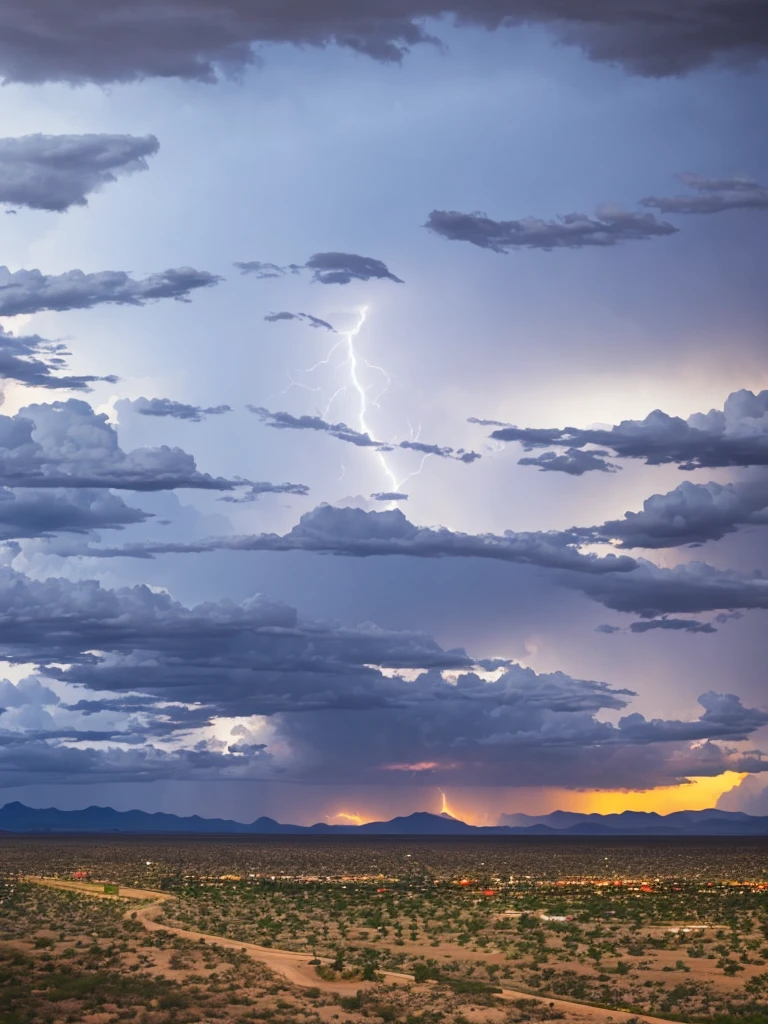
{"left": 2, "top": 836, "right": 767, "bottom": 1024}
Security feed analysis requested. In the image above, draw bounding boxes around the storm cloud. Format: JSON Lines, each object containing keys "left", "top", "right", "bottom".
{"left": 0, "top": 398, "right": 249, "bottom": 492}
{"left": 0, "top": 487, "right": 151, "bottom": 541}
{"left": 0, "top": 1, "right": 764, "bottom": 85}
{"left": 0, "top": 562, "right": 764, "bottom": 790}
{"left": 583, "top": 478, "right": 768, "bottom": 550}
{"left": 641, "top": 173, "right": 768, "bottom": 216}
{"left": 72, "top": 502, "right": 638, "bottom": 576}
{"left": 425, "top": 205, "right": 678, "bottom": 252}
{"left": 249, "top": 406, "right": 480, "bottom": 462}
{"left": 238, "top": 251, "right": 402, "bottom": 285}
{"left": 0, "top": 328, "right": 117, "bottom": 392}
{"left": 0, "top": 133, "right": 159, "bottom": 212}
{"left": 0, "top": 265, "right": 221, "bottom": 316}
{"left": 481, "top": 389, "right": 768, "bottom": 471}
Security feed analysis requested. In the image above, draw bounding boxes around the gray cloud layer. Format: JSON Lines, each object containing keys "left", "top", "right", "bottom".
{"left": 249, "top": 406, "right": 481, "bottom": 462}
{"left": 641, "top": 173, "right": 768, "bottom": 216}
{"left": 0, "top": 328, "right": 117, "bottom": 392}
{"left": 0, "top": 2, "right": 764, "bottom": 85}
{"left": 0, "top": 265, "right": 221, "bottom": 316}
{"left": 264, "top": 311, "right": 336, "bottom": 331}
{"left": 1, "top": 561, "right": 765, "bottom": 789}
{"left": 0, "top": 133, "right": 159, "bottom": 212}
{"left": 426, "top": 204, "right": 678, "bottom": 252}
{"left": 478, "top": 389, "right": 768, "bottom": 471}
{"left": 583, "top": 478, "right": 768, "bottom": 550}
{"left": 237, "top": 251, "right": 402, "bottom": 285}
{"left": 119, "top": 397, "right": 232, "bottom": 422}
{"left": 72, "top": 501, "right": 638, "bottom": 575}
{"left": 0, "top": 398, "right": 245, "bottom": 492}
{"left": 0, "top": 487, "right": 150, "bottom": 541}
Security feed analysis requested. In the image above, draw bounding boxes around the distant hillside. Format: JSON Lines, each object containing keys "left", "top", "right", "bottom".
{"left": 1, "top": 802, "right": 768, "bottom": 836}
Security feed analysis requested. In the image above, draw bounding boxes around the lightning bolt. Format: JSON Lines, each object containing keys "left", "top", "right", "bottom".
{"left": 342, "top": 306, "right": 400, "bottom": 494}
{"left": 280, "top": 305, "right": 432, "bottom": 497}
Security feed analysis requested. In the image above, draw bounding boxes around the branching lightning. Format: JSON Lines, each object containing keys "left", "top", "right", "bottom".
{"left": 280, "top": 304, "right": 431, "bottom": 496}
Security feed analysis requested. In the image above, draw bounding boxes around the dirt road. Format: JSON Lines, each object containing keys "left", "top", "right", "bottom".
{"left": 25, "top": 876, "right": 667, "bottom": 1022}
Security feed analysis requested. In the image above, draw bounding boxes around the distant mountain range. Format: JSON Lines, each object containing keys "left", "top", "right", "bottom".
{"left": 1, "top": 802, "right": 768, "bottom": 836}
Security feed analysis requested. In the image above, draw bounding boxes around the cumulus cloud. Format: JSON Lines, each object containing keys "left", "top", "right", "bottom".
{"left": 0, "top": 398, "right": 249, "bottom": 492}
{"left": 480, "top": 389, "right": 768, "bottom": 471}
{"left": 0, "top": 487, "right": 151, "bottom": 540}
{"left": 0, "top": 265, "right": 221, "bottom": 316}
{"left": 0, "top": 2, "right": 763, "bottom": 85}
{"left": 0, "top": 558, "right": 764, "bottom": 789}
{"left": 0, "top": 327, "right": 117, "bottom": 392}
{"left": 582, "top": 478, "right": 768, "bottom": 549}
{"left": 0, "top": 133, "right": 159, "bottom": 212}
{"left": 237, "top": 251, "right": 403, "bottom": 286}
{"left": 248, "top": 406, "right": 480, "bottom": 462}
{"left": 425, "top": 205, "right": 677, "bottom": 252}
{"left": 119, "top": 397, "right": 232, "bottom": 422}
{"left": 73, "top": 502, "right": 638, "bottom": 576}
{"left": 641, "top": 173, "right": 768, "bottom": 215}
{"left": 264, "top": 311, "right": 336, "bottom": 331}
{"left": 275, "top": 676, "right": 768, "bottom": 789}
{"left": 564, "top": 559, "right": 768, "bottom": 618}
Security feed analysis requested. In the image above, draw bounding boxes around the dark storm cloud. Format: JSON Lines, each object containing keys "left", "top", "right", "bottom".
{"left": 304, "top": 252, "right": 403, "bottom": 285}
{"left": 425, "top": 205, "right": 677, "bottom": 252}
{"left": 0, "top": 562, "right": 476, "bottom": 688}
{"left": 0, "top": 265, "right": 221, "bottom": 316}
{"left": 580, "top": 478, "right": 768, "bottom": 550}
{"left": 75, "top": 502, "right": 638, "bottom": 576}
{"left": 0, "top": 133, "right": 159, "bottom": 212}
{"left": 628, "top": 617, "right": 717, "bottom": 634}
{"left": 480, "top": 389, "right": 768, "bottom": 471}
{"left": 275, "top": 675, "right": 768, "bottom": 789}
{"left": 0, "top": 328, "right": 117, "bottom": 392}
{"left": 641, "top": 173, "right": 768, "bottom": 215}
{"left": 564, "top": 559, "right": 768, "bottom": 618}
{"left": 1, "top": 561, "right": 765, "bottom": 789}
{"left": 264, "top": 311, "right": 336, "bottom": 331}
{"left": 371, "top": 491, "right": 408, "bottom": 501}
{"left": 0, "top": 398, "right": 249, "bottom": 492}
{"left": 0, "top": 487, "right": 151, "bottom": 540}
{"left": 0, "top": 2, "right": 764, "bottom": 85}
{"left": 248, "top": 406, "right": 480, "bottom": 462}
{"left": 0, "top": 737, "right": 273, "bottom": 787}
{"left": 238, "top": 252, "right": 403, "bottom": 286}
{"left": 519, "top": 448, "right": 621, "bottom": 475}
{"left": 121, "top": 397, "right": 232, "bottom": 422}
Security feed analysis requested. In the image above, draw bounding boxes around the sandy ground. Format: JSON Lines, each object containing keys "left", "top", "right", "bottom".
{"left": 25, "top": 877, "right": 673, "bottom": 1022}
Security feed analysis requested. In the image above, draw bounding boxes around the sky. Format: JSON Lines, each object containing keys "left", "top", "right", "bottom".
{"left": 1, "top": 1, "right": 767, "bottom": 826}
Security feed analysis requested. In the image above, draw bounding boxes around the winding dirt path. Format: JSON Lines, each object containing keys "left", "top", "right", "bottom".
{"left": 26, "top": 876, "right": 669, "bottom": 1022}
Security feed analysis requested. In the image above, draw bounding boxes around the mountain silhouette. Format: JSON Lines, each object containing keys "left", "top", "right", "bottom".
{"left": 1, "top": 802, "right": 768, "bottom": 836}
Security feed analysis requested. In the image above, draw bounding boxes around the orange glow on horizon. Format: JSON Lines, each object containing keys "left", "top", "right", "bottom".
{"left": 330, "top": 810, "right": 369, "bottom": 825}
{"left": 317, "top": 771, "right": 749, "bottom": 828}
{"left": 566, "top": 772, "right": 748, "bottom": 816}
